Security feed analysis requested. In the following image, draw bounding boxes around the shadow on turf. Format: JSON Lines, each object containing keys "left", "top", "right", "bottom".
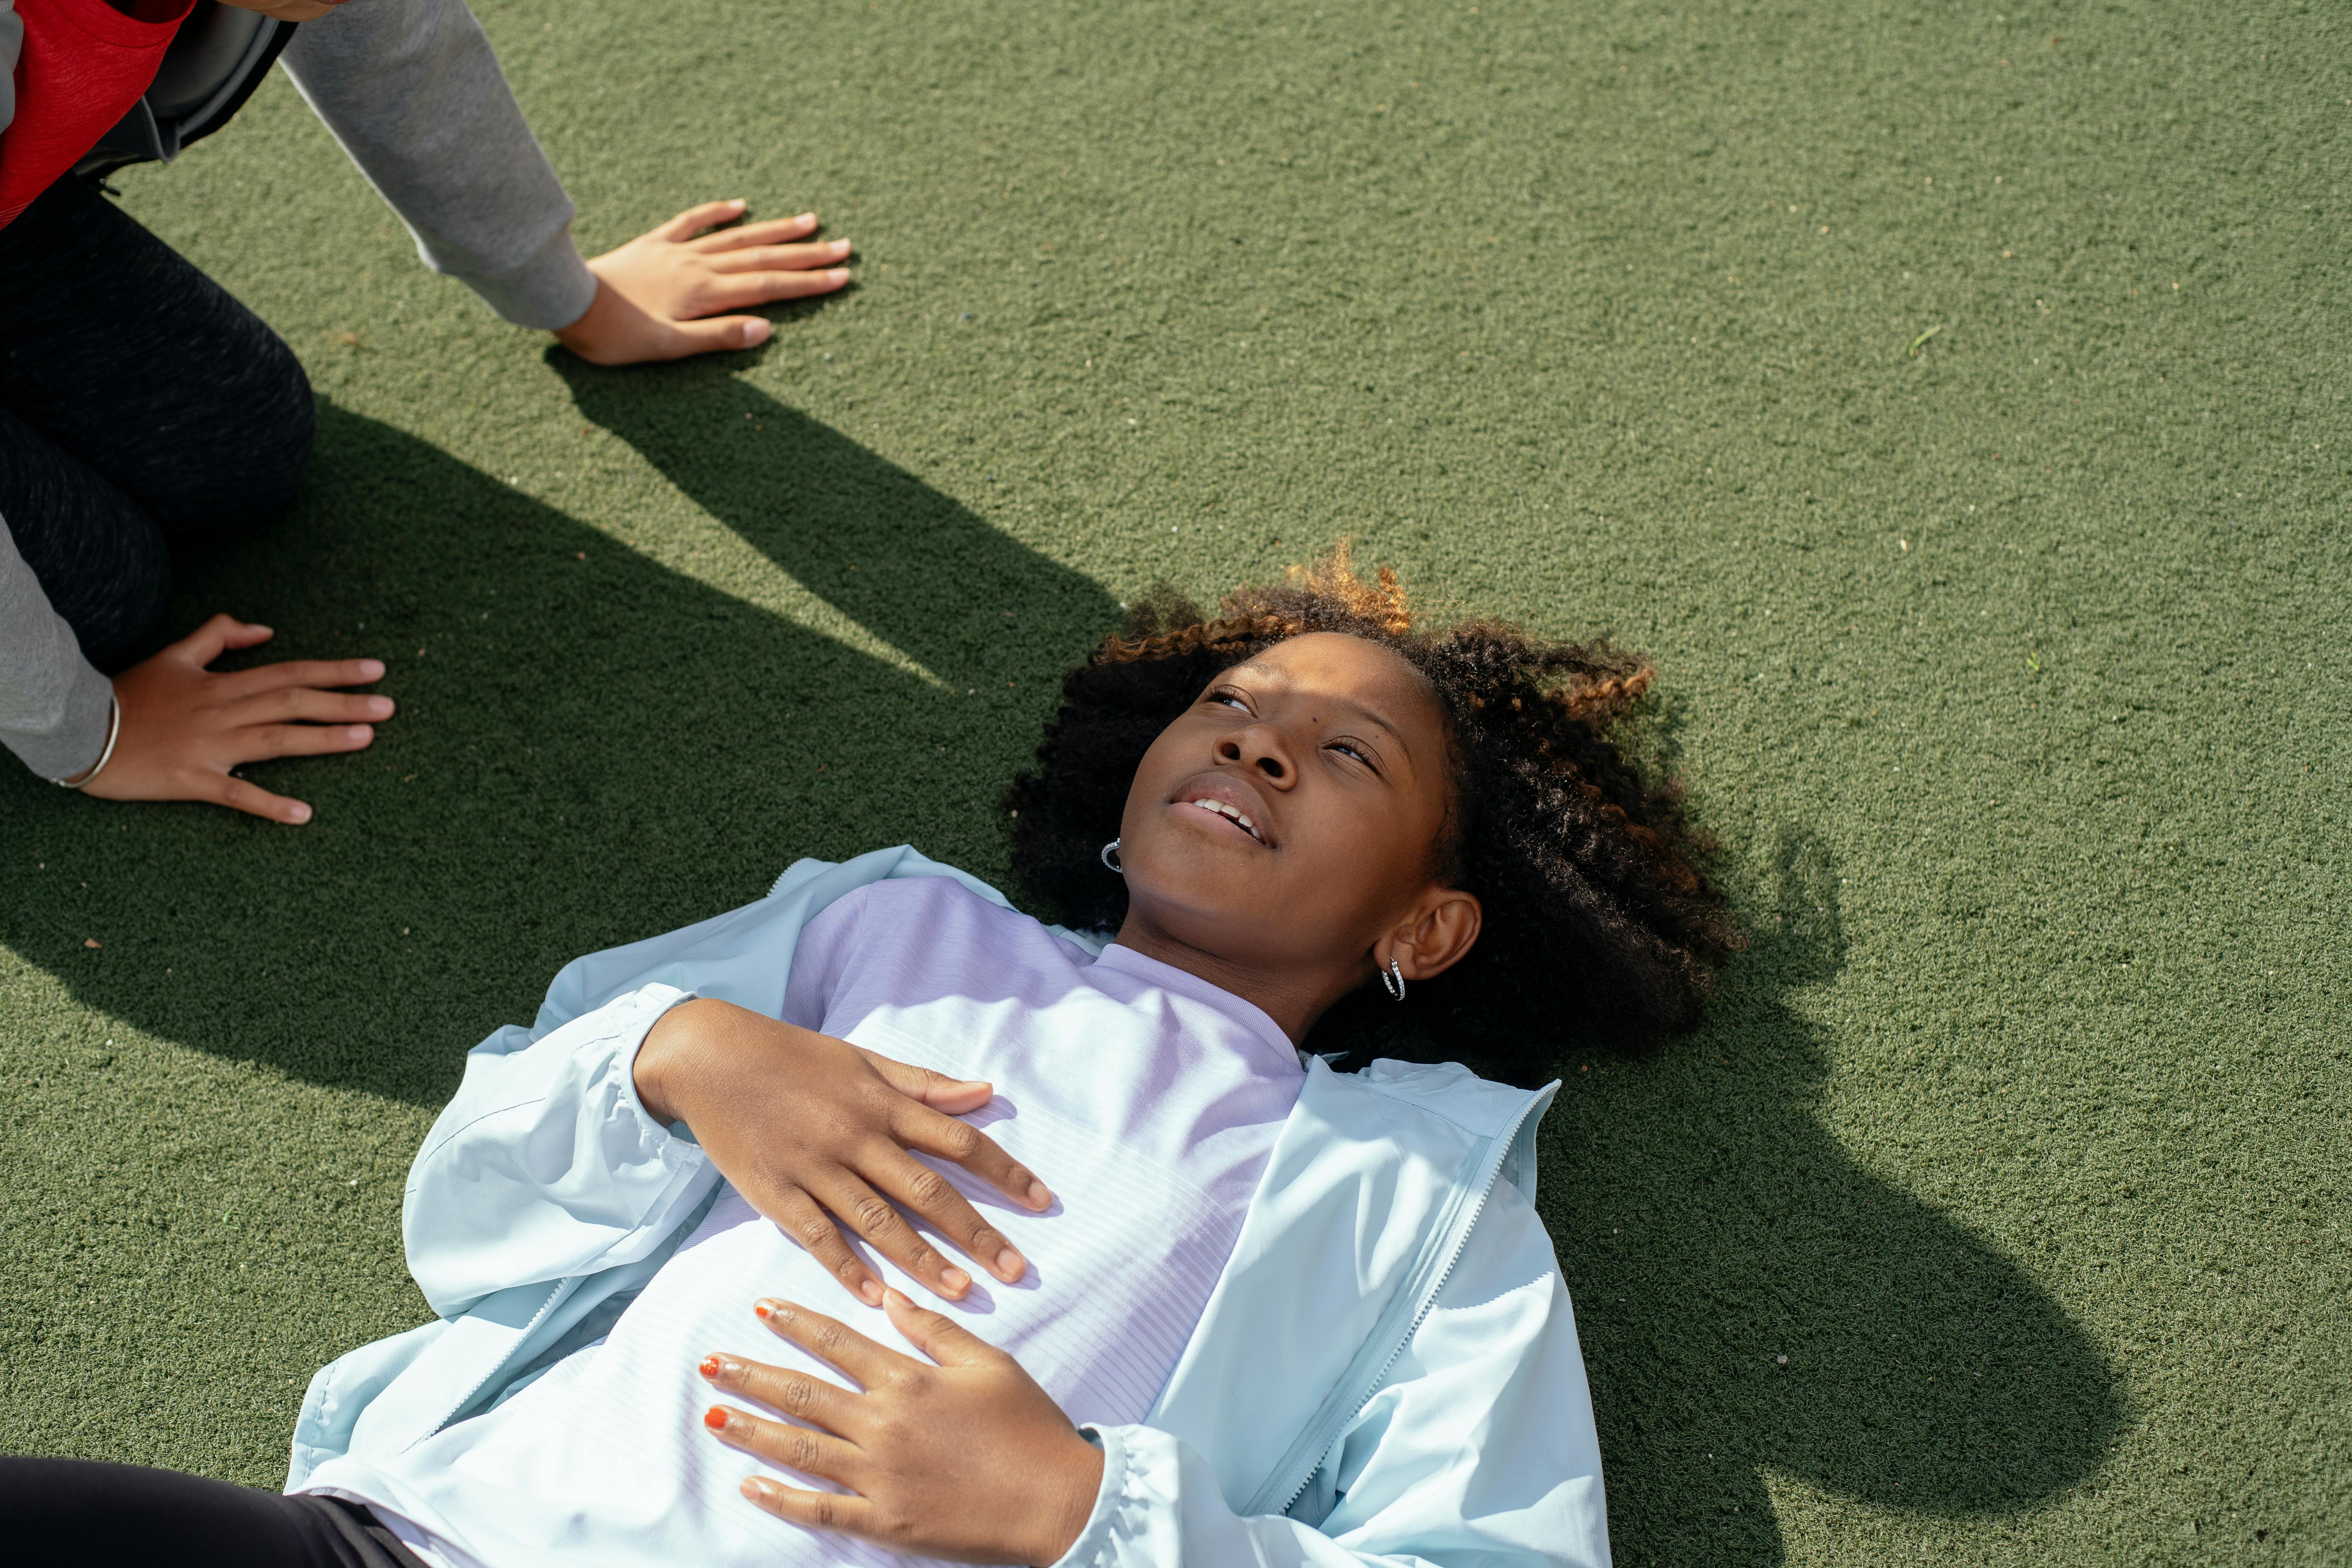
{"left": 0, "top": 390, "right": 1114, "bottom": 1103}
{"left": 1544, "top": 831, "right": 2126, "bottom": 1563}
{"left": 552, "top": 354, "right": 1071, "bottom": 687}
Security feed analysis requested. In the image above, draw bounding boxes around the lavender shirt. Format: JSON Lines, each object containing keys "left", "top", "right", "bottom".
{"left": 323, "top": 877, "right": 1308, "bottom": 1568}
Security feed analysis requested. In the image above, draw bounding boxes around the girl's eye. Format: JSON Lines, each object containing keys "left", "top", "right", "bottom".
{"left": 1327, "top": 740, "right": 1372, "bottom": 766}
{"left": 1210, "top": 691, "right": 1250, "bottom": 712}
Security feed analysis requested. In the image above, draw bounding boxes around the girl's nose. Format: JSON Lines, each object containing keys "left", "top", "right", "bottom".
{"left": 1218, "top": 728, "right": 1293, "bottom": 783}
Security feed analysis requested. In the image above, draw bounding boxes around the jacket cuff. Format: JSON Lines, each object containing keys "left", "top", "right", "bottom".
{"left": 569, "top": 981, "right": 721, "bottom": 1269}
{"left": 1052, "top": 1423, "right": 1178, "bottom": 1568}
{"left": 3, "top": 656, "right": 113, "bottom": 781}
{"left": 468, "top": 221, "right": 598, "bottom": 330}
{"left": 617, "top": 982, "right": 702, "bottom": 1143}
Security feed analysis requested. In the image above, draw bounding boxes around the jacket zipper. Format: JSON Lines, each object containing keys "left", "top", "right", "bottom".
{"left": 417, "top": 1276, "right": 578, "bottom": 1444}
{"left": 1265, "top": 1088, "right": 1549, "bottom": 1518}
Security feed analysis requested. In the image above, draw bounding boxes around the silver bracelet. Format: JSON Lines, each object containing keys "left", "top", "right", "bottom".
{"left": 54, "top": 691, "right": 122, "bottom": 790}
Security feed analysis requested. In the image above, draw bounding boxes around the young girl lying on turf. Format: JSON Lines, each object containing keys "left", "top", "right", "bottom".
{"left": 2, "top": 551, "right": 1735, "bottom": 1568}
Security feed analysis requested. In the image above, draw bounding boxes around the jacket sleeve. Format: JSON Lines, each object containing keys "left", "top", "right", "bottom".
{"left": 0, "top": 517, "right": 114, "bottom": 780}
{"left": 277, "top": 0, "right": 597, "bottom": 329}
{"left": 403, "top": 982, "right": 718, "bottom": 1318}
{"left": 1, "top": 0, "right": 20, "bottom": 141}
{"left": 1059, "top": 1187, "right": 1610, "bottom": 1568}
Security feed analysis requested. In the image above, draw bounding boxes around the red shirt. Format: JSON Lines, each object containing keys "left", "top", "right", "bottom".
{"left": 0, "top": 0, "right": 196, "bottom": 228}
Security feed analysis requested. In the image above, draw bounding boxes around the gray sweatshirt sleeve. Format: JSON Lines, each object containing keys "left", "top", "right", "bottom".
{"left": 1, "top": 1, "right": 20, "bottom": 143}
{"left": 279, "top": 0, "right": 598, "bottom": 330}
{"left": 0, "top": 5, "right": 106, "bottom": 781}
{"left": 0, "top": 519, "right": 114, "bottom": 781}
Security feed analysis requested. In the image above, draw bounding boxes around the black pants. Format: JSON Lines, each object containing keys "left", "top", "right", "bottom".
{"left": 0, "top": 1457, "right": 426, "bottom": 1567}
{"left": 0, "top": 175, "right": 314, "bottom": 672}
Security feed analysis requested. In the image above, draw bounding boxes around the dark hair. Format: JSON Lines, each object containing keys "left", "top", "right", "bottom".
{"left": 1002, "top": 547, "right": 1742, "bottom": 1086}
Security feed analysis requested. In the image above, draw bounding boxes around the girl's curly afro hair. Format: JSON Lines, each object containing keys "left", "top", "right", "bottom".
{"left": 1002, "top": 546, "right": 1742, "bottom": 1087}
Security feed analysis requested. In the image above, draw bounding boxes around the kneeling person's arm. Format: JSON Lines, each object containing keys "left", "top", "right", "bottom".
{"left": 280, "top": 0, "right": 852, "bottom": 363}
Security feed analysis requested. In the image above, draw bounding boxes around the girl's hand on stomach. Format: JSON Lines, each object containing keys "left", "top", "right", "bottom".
{"left": 634, "top": 999, "right": 1053, "bottom": 1306}
{"left": 699, "top": 1292, "right": 1105, "bottom": 1567}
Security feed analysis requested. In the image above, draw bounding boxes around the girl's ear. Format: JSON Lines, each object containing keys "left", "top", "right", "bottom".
{"left": 1385, "top": 887, "right": 1483, "bottom": 984}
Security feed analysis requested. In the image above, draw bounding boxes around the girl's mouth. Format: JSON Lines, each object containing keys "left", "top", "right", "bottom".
{"left": 1184, "top": 797, "right": 1267, "bottom": 844}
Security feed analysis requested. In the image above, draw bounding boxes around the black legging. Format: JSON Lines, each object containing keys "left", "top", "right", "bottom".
{"left": 0, "top": 174, "right": 314, "bottom": 672}
{"left": 0, "top": 1457, "right": 425, "bottom": 1566}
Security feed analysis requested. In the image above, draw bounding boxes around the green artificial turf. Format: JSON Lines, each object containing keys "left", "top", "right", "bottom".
{"left": 2, "top": 0, "right": 2346, "bottom": 1560}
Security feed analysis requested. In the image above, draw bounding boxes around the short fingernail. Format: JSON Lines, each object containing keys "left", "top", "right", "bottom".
{"left": 942, "top": 1267, "right": 972, "bottom": 1292}
{"left": 831, "top": 239, "right": 851, "bottom": 252}
{"left": 859, "top": 1279, "right": 884, "bottom": 1306}
{"left": 698, "top": 1355, "right": 723, "bottom": 1379}
{"left": 704, "top": 1406, "right": 730, "bottom": 1431}
{"left": 742, "top": 319, "right": 772, "bottom": 347}
{"left": 365, "top": 697, "right": 394, "bottom": 717}
{"left": 1027, "top": 1181, "right": 1053, "bottom": 1209}
{"left": 287, "top": 803, "right": 313, "bottom": 825}
{"left": 827, "top": 268, "right": 850, "bottom": 282}
{"left": 358, "top": 659, "right": 384, "bottom": 679}
{"left": 996, "top": 1247, "right": 1024, "bottom": 1278}
{"left": 796, "top": 211, "right": 815, "bottom": 223}
{"left": 347, "top": 725, "right": 374, "bottom": 742}
{"left": 753, "top": 1299, "right": 775, "bottom": 1319}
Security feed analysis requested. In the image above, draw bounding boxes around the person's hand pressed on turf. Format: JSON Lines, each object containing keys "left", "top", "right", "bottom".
{"left": 634, "top": 1000, "right": 1054, "bottom": 1305}
{"left": 554, "top": 202, "right": 853, "bottom": 365}
{"left": 74, "top": 614, "right": 390, "bottom": 824}
{"left": 700, "top": 1291, "right": 1105, "bottom": 1567}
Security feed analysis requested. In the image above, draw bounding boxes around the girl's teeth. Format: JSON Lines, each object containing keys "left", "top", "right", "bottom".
{"left": 1192, "top": 799, "right": 1261, "bottom": 840}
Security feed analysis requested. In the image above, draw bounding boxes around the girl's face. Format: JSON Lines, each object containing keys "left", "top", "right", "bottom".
{"left": 1113, "top": 633, "right": 1482, "bottom": 1037}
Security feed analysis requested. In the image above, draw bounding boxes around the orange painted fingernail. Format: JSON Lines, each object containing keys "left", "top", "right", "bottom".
{"left": 753, "top": 1301, "right": 772, "bottom": 1319}
{"left": 704, "top": 1406, "right": 728, "bottom": 1430}
{"left": 699, "top": 1356, "right": 721, "bottom": 1379}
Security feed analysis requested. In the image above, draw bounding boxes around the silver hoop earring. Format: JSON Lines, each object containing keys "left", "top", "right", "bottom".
{"left": 1379, "top": 957, "right": 1407, "bottom": 1002}
{"left": 1100, "top": 838, "right": 1124, "bottom": 874}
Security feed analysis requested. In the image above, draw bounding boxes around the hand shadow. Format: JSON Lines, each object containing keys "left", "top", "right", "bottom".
{"left": 548, "top": 350, "right": 1111, "bottom": 690}
{"left": 0, "top": 394, "right": 1116, "bottom": 1104}
{"left": 1541, "top": 831, "right": 2126, "bottom": 1564}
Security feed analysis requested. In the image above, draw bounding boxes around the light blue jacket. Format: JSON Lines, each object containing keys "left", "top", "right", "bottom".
{"left": 288, "top": 848, "right": 1609, "bottom": 1567}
